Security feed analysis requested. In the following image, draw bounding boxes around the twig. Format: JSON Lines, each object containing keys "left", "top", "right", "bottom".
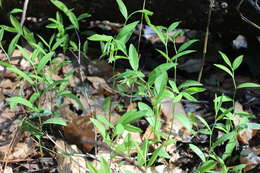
{"left": 21, "top": 0, "right": 29, "bottom": 27}
{"left": 236, "top": 0, "right": 260, "bottom": 30}
{"left": 137, "top": 0, "right": 147, "bottom": 52}
{"left": 197, "top": 0, "right": 214, "bottom": 82}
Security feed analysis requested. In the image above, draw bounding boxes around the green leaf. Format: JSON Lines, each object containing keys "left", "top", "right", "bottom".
{"left": 43, "top": 117, "right": 67, "bottom": 126}
{"left": 90, "top": 118, "right": 106, "bottom": 139}
{"left": 8, "top": 34, "right": 20, "bottom": 56}
{"left": 124, "top": 124, "right": 142, "bottom": 133}
{"left": 0, "top": 28, "right": 4, "bottom": 41}
{"left": 147, "top": 146, "right": 163, "bottom": 167}
{"left": 37, "top": 51, "right": 54, "bottom": 72}
{"left": 189, "top": 144, "right": 206, "bottom": 162}
{"left": 10, "top": 8, "right": 23, "bottom": 14}
{"left": 116, "top": 21, "right": 139, "bottom": 44}
{"left": 96, "top": 114, "right": 114, "bottom": 129}
{"left": 178, "top": 80, "right": 203, "bottom": 89}
{"left": 0, "top": 61, "right": 12, "bottom": 67}
{"left": 21, "top": 120, "right": 43, "bottom": 139}
{"left": 171, "top": 50, "right": 195, "bottom": 61}
{"left": 237, "top": 82, "right": 260, "bottom": 89}
{"left": 57, "top": 90, "right": 83, "bottom": 109}
{"left": 196, "top": 115, "right": 211, "bottom": 133}
{"left": 115, "top": 0, "right": 128, "bottom": 20}
{"left": 178, "top": 39, "right": 198, "bottom": 53}
{"left": 87, "top": 162, "right": 99, "bottom": 173}
{"left": 88, "top": 34, "right": 113, "bottom": 42}
{"left": 167, "top": 21, "right": 180, "bottom": 33}
{"left": 50, "top": 0, "right": 79, "bottom": 29}
{"left": 246, "top": 123, "right": 260, "bottom": 129}
{"left": 214, "top": 64, "right": 233, "bottom": 77}
{"left": 175, "top": 113, "right": 193, "bottom": 132}
{"left": 197, "top": 160, "right": 217, "bottom": 173}
{"left": 222, "top": 136, "right": 236, "bottom": 160}
{"left": 8, "top": 66, "right": 35, "bottom": 85}
{"left": 115, "top": 123, "right": 124, "bottom": 135}
{"left": 6, "top": 96, "right": 36, "bottom": 111}
{"left": 128, "top": 44, "right": 139, "bottom": 71}
{"left": 0, "top": 25, "right": 16, "bottom": 33}
{"left": 52, "top": 35, "right": 67, "bottom": 51}
{"left": 232, "top": 55, "right": 243, "bottom": 70}
{"left": 156, "top": 49, "right": 170, "bottom": 61}
{"left": 77, "top": 13, "right": 91, "bottom": 21}
{"left": 169, "top": 80, "right": 179, "bottom": 93}
{"left": 219, "top": 51, "right": 232, "bottom": 67}
{"left": 17, "top": 45, "right": 33, "bottom": 65}
{"left": 212, "top": 131, "right": 235, "bottom": 149}
{"left": 10, "top": 15, "right": 23, "bottom": 34}
{"left": 117, "top": 110, "right": 145, "bottom": 125}
{"left": 148, "top": 62, "right": 175, "bottom": 85}
{"left": 100, "top": 158, "right": 112, "bottom": 173}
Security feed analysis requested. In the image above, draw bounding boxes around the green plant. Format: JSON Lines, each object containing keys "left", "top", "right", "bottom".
{"left": 0, "top": 0, "right": 90, "bottom": 144}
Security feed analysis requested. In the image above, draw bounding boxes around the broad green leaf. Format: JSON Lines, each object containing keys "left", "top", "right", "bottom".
{"left": 222, "top": 136, "right": 236, "bottom": 160}
{"left": 43, "top": 117, "right": 67, "bottom": 126}
{"left": 129, "top": 44, "right": 139, "bottom": 71}
{"left": 0, "top": 61, "right": 12, "bottom": 67}
{"left": 0, "top": 25, "right": 16, "bottom": 33}
{"left": 23, "top": 27, "right": 36, "bottom": 45}
{"left": 196, "top": 115, "right": 211, "bottom": 133}
{"left": 90, "top": 118, "right": 106, "bottom": 138}
{"left": 184, "top": 87, "right": 205, "bottom": 94}
{"left": 232, "top": 55, "right": 243, "bottom": 70}
{"left": 88, "top": 34, "right": 113, "bottom": 42}
{"left": 8, "top": 66, "right": 35, "bottom": 85}
{"left": 77, "top": 13, "right": 91, "bottom": 21}
{"left": 197, "top": 160, "right": 217, "bottom": 173}
{"left": 219, "top": 51, "right": 232, "bottom": 67}
{"left": 57, "top": 90, "right": 83, "bottom": 109}
{"left": 237, "top": 82, "right": 260, "bottom": 89}
{"left": 169, "top": 80, "right": 179, "bottom": 93}
{"left": 212, "top": 131, "right": 234, "bottom": 149}
{"left": 10, "top": 8, "right": 23, "bottom": 14}
{"left": 116, "top": 21, "right": 139, "bottom": 44}
{"left": 147, "top": 146, "right": 163, "bottom": 167}
{"left": 148, "top": 62, "right": 175, "bottom": 85}
{"left": 52, "top": 35, "right": 67, "bottom": 51}
{"left": 182, "top": 92, "right": 197, "bottom": 101}
{"left": 178, "top": 80, "right": 203, "bottom": 89}
{"left": 6, "top": 96, "right": 36, "bottom": 111}
{"left": 214, "top": 64, "right": 233, "bottom": 77}
{"left": 114, "top": 39, "right": 127, "bottom": 55}
{"left": 171, "top": 50, "right": 195, "bottom": 61}
{"left": 96, "top": 114, "right": 114, "bottom": 129}
{"left": 138, "top": 102, "right": 154, "bottom": 117}
{"left": 67, "top": 11, "right": 79, "bottom": 30}
{"left": 21, "top": 120, "right": 43, "bottom": 138}
{"left": 17, "top": 45, "right": 33, "bottom": 66}
{"left": 115, "top": 0, "right": 128, "bottom": 20}
{"left": 189, "top": 144, "right": 206, "bottom": 162}
{"left": 0, "top": 28, "right": 4, "bottom": 41}
{"left": 87, "top": 162, "right": 99, "bottom": 173}
{"left": 37, "top": 51, "right": 54, "bottom": 72}
{"left": 178, "top": 39, "right": 198, "bottom": 53}
{"left": 100, "top": 158, "right": 112, "bottom": 173}
{"left": 167, "top": 21, "right": 180, "bottom": 32}
{"left": 29, "top": 92, "right": 41, "bottom": 104}
{"left": 175, "top": 113, "right": 192, "bottom": 132}
{"left": 117, "top": 110, "right": 145, "bottom": 125}
{"left": 8, "top": 34, "right": 20, "bottom": 56}
{"left": 137, "top": 139, "right": 149, "bottom": 165}
{"left": 10, "top": 15, "right": 22, "bottom": 34}
{"left": 156, "top": 49, "right": 170, "bottom": 61}
{"left": 115, "top": 123, "right": 124, "bottom": 135}
{"left": 124, "top": 124, "right": 143, "bottom": 133}
{"left": 246, "top": 123, "right": 260, "bottom": 129}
